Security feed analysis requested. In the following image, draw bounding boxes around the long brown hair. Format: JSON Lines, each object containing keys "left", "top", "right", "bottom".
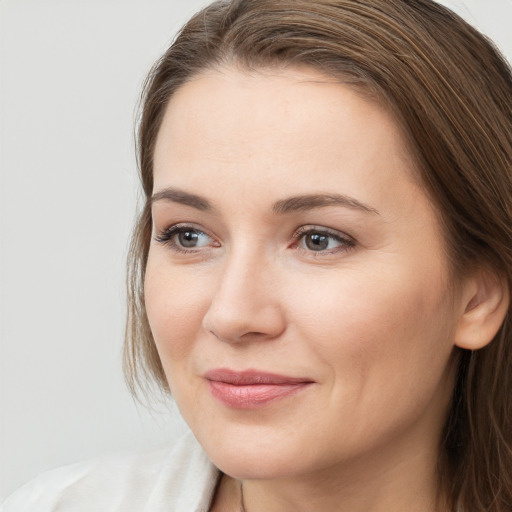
{"left": 124, "top": 1, "right": 512, "bottom": 509}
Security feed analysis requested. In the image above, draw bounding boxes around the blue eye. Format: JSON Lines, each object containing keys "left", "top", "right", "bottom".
{"left": 155, "top": 225, "right": 216, "bottom": 251}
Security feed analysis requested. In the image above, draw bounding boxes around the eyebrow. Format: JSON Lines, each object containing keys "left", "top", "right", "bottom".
{"left": 151, "top": 187, "right": 379, "bottom": 216}
{"left": 150, "top": 188, "right": 212, "bottom": 211}
{"left": 272, "top": 194, "right": 380, "bottom": 215}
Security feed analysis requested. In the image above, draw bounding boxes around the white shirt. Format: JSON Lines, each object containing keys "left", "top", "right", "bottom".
{"left": 1, "top": 432, "right": 220, "bottom": 512}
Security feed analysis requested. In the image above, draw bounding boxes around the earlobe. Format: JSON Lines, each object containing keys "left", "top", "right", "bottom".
{"left": 454, "top": 269, "right": 510, "bottom": 350}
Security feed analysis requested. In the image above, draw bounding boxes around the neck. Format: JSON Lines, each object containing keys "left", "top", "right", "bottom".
{"left": 239, "top": 450, "right": 442, "bottom": 512}
{"left": 224, "top": 423, "right": 448, "bottom": 512}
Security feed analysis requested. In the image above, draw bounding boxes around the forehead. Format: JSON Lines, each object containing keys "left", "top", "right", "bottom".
{"left": 153, "top": 66, "right": 420, "bottom": 193}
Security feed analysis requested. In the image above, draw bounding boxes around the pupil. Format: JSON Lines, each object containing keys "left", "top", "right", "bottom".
{"left": 306, "top": 233, "right": 328, "bottom": 251}
{"left": 179, "top": 230, "right": 199, "bottom": 247}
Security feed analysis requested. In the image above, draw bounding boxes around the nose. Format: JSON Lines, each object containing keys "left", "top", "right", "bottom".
{"left": 202, "top": 249, "right": 286, "bottom": 344}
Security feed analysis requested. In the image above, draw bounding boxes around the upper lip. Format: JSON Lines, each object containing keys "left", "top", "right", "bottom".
{"left": 204, "top": 368, "right": 314, "bottom": 385}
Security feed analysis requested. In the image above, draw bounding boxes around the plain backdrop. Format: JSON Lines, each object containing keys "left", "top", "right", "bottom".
{"left": 1, "top": 0, "right": 511, "bottom": 501}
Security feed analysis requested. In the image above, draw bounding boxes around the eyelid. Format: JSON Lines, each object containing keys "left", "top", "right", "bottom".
{"left": 292, "top": 225, "right": 356, "bottom": 254}
{"left": 154, "top": 223, "right": 220, "bottom": 252}
{"left": 153, "top": 222, "right": 355, "bottom": 256}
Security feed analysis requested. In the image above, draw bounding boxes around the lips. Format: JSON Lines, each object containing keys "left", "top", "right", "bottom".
{"left": 204, "top": 369, "right": 314, "bottom": 409}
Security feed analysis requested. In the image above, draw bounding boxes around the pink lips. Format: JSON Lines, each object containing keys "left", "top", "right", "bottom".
{"left": 204, "top": 369, "right": 314, "bottom": 409}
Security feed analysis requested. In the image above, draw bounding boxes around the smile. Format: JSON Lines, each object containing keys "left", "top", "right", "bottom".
{"left": 204, "top": 369, "right": 315, "bottom": 409}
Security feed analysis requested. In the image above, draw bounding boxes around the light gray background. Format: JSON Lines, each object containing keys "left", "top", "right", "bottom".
{"left": 1, "top": 0, "right": 511, "bottom": 500}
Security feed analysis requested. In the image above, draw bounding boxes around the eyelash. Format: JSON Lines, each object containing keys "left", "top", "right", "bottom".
{"left": 154, "top": 224, "right": 218, "bottom": 254}
{"left": 154, "top": 224, "right": 356, "bottom": 256}
{"left": 292, "top": 226, "right": 356, "bottom": 255}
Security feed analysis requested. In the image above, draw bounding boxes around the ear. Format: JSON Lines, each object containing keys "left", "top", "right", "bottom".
{"left": 455, "top": 268, "right": 510, "bottom": 350}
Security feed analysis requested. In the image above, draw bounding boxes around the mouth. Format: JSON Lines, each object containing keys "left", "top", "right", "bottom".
{"left": 204, "top": 368, "right": 315, "bottom": 409}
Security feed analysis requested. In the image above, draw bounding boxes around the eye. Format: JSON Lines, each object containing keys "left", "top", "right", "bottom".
{"left": 155, "top": 224, "right": 218, "bottom": 252}
{"left": 294, "top": 227, "right": 355, "bottom": 254}
{"left": 175, "top": 229, "right": 210, "bottom": 248}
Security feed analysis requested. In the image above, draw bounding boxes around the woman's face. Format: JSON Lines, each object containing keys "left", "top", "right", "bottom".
{"left": 145, "top": 66, "right": 463, "bottom": 480}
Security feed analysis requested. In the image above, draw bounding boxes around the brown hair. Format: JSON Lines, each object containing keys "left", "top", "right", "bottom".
{"left": 124, "top": 1, "right": 512, "bottom": 509}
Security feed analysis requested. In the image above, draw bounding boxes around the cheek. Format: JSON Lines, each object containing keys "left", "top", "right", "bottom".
{"left": 144, "top": 255, "right": 211, "bottom": 367}
{"left": 286, "top": 262, "right": 455, "bottom": 382}
{"left": 283, "top": 263, "right": 457, "bottom": 446}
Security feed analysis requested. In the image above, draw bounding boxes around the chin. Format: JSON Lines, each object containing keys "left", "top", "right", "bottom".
{"left": 192, "top": 421, "right": 323, "bottom": 481}
{"left": 209, "top": 449, "right": 298, "bottom": 481}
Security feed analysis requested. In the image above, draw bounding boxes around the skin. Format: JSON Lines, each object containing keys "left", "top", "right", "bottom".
{"left": 144, "top": 66, "right": 471, "bottom": 511}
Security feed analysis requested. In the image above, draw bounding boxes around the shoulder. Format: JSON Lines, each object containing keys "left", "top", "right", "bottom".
{"left": 1, "top": 431, "right": 220, "bottom": 512}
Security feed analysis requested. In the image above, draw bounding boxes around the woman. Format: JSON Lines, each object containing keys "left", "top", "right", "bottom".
{"left": 4, "top": 0, "right": 512, "bottom": 511}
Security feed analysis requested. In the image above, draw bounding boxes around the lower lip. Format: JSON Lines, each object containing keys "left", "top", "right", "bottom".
{"left": 207, "top": 380, "right": 312, "bottom": 409}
